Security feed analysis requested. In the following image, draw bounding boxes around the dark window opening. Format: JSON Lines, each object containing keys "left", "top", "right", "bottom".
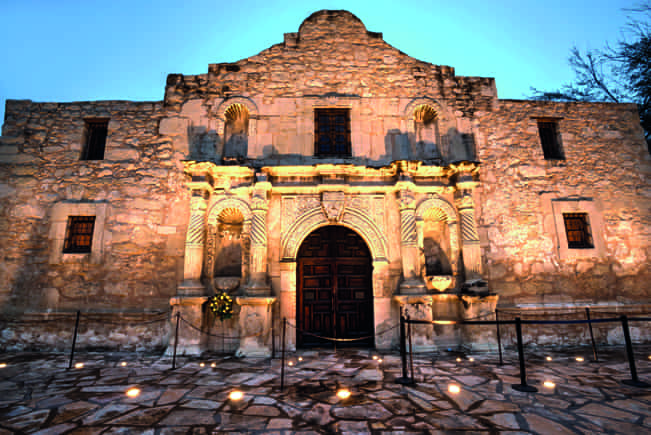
{"left": 63, "top": 216, "right": 96, "bottom": 253}
{"left": 82, "top": 119, "right": 108, "bottom": 160}
{"left": 537, "top": 120, "right": 564, "bottom": 160}
{"left": 315, "top": 108, "right": 351, "bottom": 157}
{"left": 563, "top": 213, "right": 593, "bottom": 249}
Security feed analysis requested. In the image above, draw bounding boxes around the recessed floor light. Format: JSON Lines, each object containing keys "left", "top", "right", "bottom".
{"left": 575, "top": 357, "right": 584, "bottom": 362}
{"left": 126, "top": 387, "right": 140, "bottom": 398}
{"left": 120, "top": 362, "right": 127, "bottom": 367}
{"left": 74, "top": 362, "right": 84, "bottom": 369}
{"left": 229, "top": 390, "right": 244, "bottom": 401}
{"left": 0, "top": 363, "right": 6, "bottom": 368}
{"left": 543, "top": 381, "right": 556, "bottom": 388}
{"left": 337, "top": 388, "right": 351, "bottom": 399}
{"left": 546, "top": 356, "right": 552, "bottom": 361}
{"left": 448, "top": 384, "right": 461, "bottom": 394}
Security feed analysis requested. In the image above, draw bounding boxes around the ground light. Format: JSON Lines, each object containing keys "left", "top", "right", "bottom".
{"left": 0, "top": 363, "right": 6, "bottom": 368}
{"left": 120, "top": 362, "right": 127, "bottom": 367}
{"left": 298, "top": 357, "right": 303, "bottom": 361}
{"left": 456, "top": 357, "right": 462, "bottom": 362}
{"left": 575, "top": 357, "right": 584, "bottom": 362}
{"left": 448, "top": 384, "right": 461, "bottom": 394}
{"left": 229, "top": 390, "right": 244, "bottom": 401}
{"left": 337, "top": 388, "right": 351, "bottom": 400}
{"left": 288, "top": 361, "right": 294, "bottom": 366}
{"left": 211, "top": 362, "right": 217, "bottom": 368}
{"left": 377, "top": 358, "right": 383, "bottom": 363}
{"left": 543, "top": 381, "right": 556, "bottom": 389}
{"left": 546, "top": 356, "right": 552, "bottom": 361}
{"left": 74, "top": 362, "right": 84, "bottom": 369}
{"left": 468, "top": 357, "right": 474, "bottom": 362}
{"left": 199, "top": 362, "right": 205, "bottom": 367}
{"left": 373, "top": 355, "right": 378, "bottom": 360}
{"left": 126, "top": 388, "right": 140, "bottom": 398}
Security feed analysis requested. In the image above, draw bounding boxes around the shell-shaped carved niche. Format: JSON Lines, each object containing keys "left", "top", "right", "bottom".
{"left": 413, "top": 104, "right": 441, "bottom": 161}
{"left": 223, "top": 103, "right": 249, "bottom": 163}
{"left": 214, "top": 207, "right": 245, "bottom": 278}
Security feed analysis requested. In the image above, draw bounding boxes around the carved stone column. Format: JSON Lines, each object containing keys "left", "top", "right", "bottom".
{"left": 235, "top": 296, "right": 276, "bottom": 357}
{"left": 457, "top": 191, "right": 482, "bottom": 281}
{"left": 178, "top": 190, "right": 209, "bottom": 296}
{"left": 398, "top": 183, "right": 427, "bottom": 294}
{"left": 245, "top": 175, "right": 271, "bottom": 296}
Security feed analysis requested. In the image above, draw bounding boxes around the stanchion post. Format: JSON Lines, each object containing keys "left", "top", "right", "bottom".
{"left": 68, "top": 310, "right": 81, "bottom": 370}
{"left": 172, "top": 312, "right": 180, "bottom": 370}
{"left": 621, "top": 315, "right": 650, "bottom": 388}
{"left": 495, "top": 309, "right": 503, "bottom": 366}
{"left": 407, "top": 315, "right": 415, "bottom": 384}
{"left": 585, "top": 307, "right": 599, "bottom": 362}
{"left": 281, "top": 317, "right": 286, "bottom": 391}
{"left": 396, "top": 312, "right": 413, "bottom": 385}
{"left": 511, "top": 317, "right": 537, "bottom": 392}
{"left": 271, "top": 317, "right": 276, "bottom": 359}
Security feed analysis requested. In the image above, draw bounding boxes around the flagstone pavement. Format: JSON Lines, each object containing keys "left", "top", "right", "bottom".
{"left": 0, "top": 346, "right": 650, "bottom": 434}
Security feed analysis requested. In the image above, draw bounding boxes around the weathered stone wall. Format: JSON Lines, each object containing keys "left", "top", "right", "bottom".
{"left": 0, "top": 99, "right": 188, "bottom": 315}
{"left": 160, "top": 10, "right": 495, "bottom": 165}
{"left": 477, "top": 100, "right": 651, "bottom": 307}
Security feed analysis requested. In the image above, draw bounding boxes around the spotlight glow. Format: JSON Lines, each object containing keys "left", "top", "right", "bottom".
{"left": 0, "top": 363, "right": 6, "bottom": 368}
{"left": 337, "top": 388, "right": 351, "bottom": 400}
{"left": 543, "top": 381, "right": 556, "bottom": 388}
{"left": 575, "top": 357, "right": 584, "bottom": 362}
{"left": 372, "top": 355, "right": 378, "bottom": 360}
{"left": 120, "top": 362, "right": 127, "bottom": 367}
{"left": 211, "top": 362, "right": 216, "bottom": 368}
{"left": 126, "top": 387, "right": 140, "bottom": 398}
{"left": 546, "top": 356, "right": 552, "bottom": 361}
{"left": 468, "top": 357, "right": 474, "bottom": 362}
{"left": 298, "top": 357, "right": 303, "bottom": 361}
{"left": 74, "top": 362, "right": 84, "bottom": 369}
{"left": 378, "top": 358, "right": 383, "bottom": 363}
{"left": 448, "top": 384, "right": 461, "bottom": 394}
{"left": 456, "top": 357, "right": 462, "bottom": 362}
{"left": 199, "top": 362, "right": 205, "bottom": 367}
{"left": 229, "top": 390, "right": 244, "bottom": 401}
{"left": 288, "top": 361, "right": 294, "bottom": 366}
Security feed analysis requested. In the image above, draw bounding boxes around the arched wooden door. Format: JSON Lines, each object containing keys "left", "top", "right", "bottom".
{"left": 297, "top": 226, "right": 374, "bottom": 348}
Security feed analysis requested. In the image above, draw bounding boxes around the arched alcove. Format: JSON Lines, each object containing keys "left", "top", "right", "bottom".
{"left": 214, "top": 207, "right": 244, "bottom": 279}
{"left": 223, "top": 103, "right": 249, "bottom": 162}
{"left": 421, "top": 207, "right": 452, "bottom": 276}
{"left": 413, "top": 104, "right": 441, "bottom": 161}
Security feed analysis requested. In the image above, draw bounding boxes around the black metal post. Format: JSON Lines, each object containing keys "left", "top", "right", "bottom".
{"left": 271, "top": 317, "right": 276, "bottom": 359}
{"left": 621, "top": 315, "right": 650, "bottom": 388}
{"left": 585, "top": 307, "right": 599, "bottom": 362}
{"left": 511, "top": 317, "right": 537, "bottom": 392}
{"left": 396, "top": 313, "right": 413, "bottom": 384}
{"left": 495, "top": 309, "right": 503, "bottom": 366}
{"left": 172, "top": 312, "right": 180, "bottom": 370}
{"left": 407, "top": 315, "right": 415, "bottom": 384}
{"left": 281, "top": 317, "right": 286, "bottom": 391}
{"left": 68, "top": 310, "right": 81, "bottom": 370}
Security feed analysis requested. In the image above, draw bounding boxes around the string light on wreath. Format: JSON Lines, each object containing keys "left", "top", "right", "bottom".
{"left": 209, "top": 292, "right": 234, "bottom": 321}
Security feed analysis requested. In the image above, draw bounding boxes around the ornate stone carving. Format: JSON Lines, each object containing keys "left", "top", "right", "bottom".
{"left": 321, "top": 191, "right": 345, "bottom": 222}
{"left": 281, "top": 195, "right": 320, "bottom": 234}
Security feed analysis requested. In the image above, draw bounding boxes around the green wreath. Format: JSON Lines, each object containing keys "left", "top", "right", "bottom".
{"left": 208, "top": 292, "right": 234, "bottom": 321}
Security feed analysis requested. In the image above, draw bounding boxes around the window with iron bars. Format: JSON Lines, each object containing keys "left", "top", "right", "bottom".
{"left": 63, "top": 216, "right": 96, "bottom": 253}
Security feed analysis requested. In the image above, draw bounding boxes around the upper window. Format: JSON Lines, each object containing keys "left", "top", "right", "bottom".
{"left": 315, "top": 108, "right": 351, "bottom": 157}
{"left": 63, "top": 216, "right": 96, "bottom": 253}
{"left": 537, "top": 120, "right": 564, "bottom": 160}
{"left": 82, "top": 119, "right": 108, "bottom": 160}
{"left": 562, "top": 213, "right": 593, "bottom": 249}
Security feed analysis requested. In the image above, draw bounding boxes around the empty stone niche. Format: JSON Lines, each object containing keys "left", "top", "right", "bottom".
{"left": 222, "top": 103, "right": 249, "bottom": 163}
{"left": 213, "top": 207, "right": 245, "bottom": 294}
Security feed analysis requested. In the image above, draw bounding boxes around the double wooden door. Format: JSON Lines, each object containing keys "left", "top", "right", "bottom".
{"left": 297, "top": 226, "right": 374, "bottom": 347}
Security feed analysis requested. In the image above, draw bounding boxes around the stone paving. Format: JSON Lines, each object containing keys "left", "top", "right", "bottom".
{"left": 0, "top": 346, "right": 650, "bottom": 434}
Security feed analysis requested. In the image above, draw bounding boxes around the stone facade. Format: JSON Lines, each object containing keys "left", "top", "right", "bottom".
{"left": 1, "top": 10, "right": 649, "bottom": 354}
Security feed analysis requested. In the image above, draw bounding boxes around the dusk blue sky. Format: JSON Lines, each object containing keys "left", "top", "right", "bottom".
{"left": 0, "top": 0, "right": 636, "bottom": 124}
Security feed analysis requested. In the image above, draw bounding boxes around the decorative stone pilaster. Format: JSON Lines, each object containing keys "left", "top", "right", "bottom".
{"left": 235, "top": 296, "right": 276, "bottom": 357}
{"left": 245, "top": 175, "right": 271, "bottom": 296}
{"left": 179, "top": 191, "right": 209, "bottom": 296}
{"left": 457, "top": 191, "right": 483, "bottom": 281}
{"left": 398, "top": 184, "right": 427, "bottom": 294}
{"left": 393, "top": 294, "right": 435, "bottom": 352}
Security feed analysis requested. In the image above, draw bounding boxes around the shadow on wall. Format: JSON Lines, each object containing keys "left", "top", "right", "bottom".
{"left": 184, "top": 125, "right": 476, "bottom": 166}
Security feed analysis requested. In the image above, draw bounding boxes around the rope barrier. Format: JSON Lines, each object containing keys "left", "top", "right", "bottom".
{"left": 178, "top": 314, "right": 267, "bottom": 339}
{"left": 284, "top": 320, "right": 399, "bottom": 343}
